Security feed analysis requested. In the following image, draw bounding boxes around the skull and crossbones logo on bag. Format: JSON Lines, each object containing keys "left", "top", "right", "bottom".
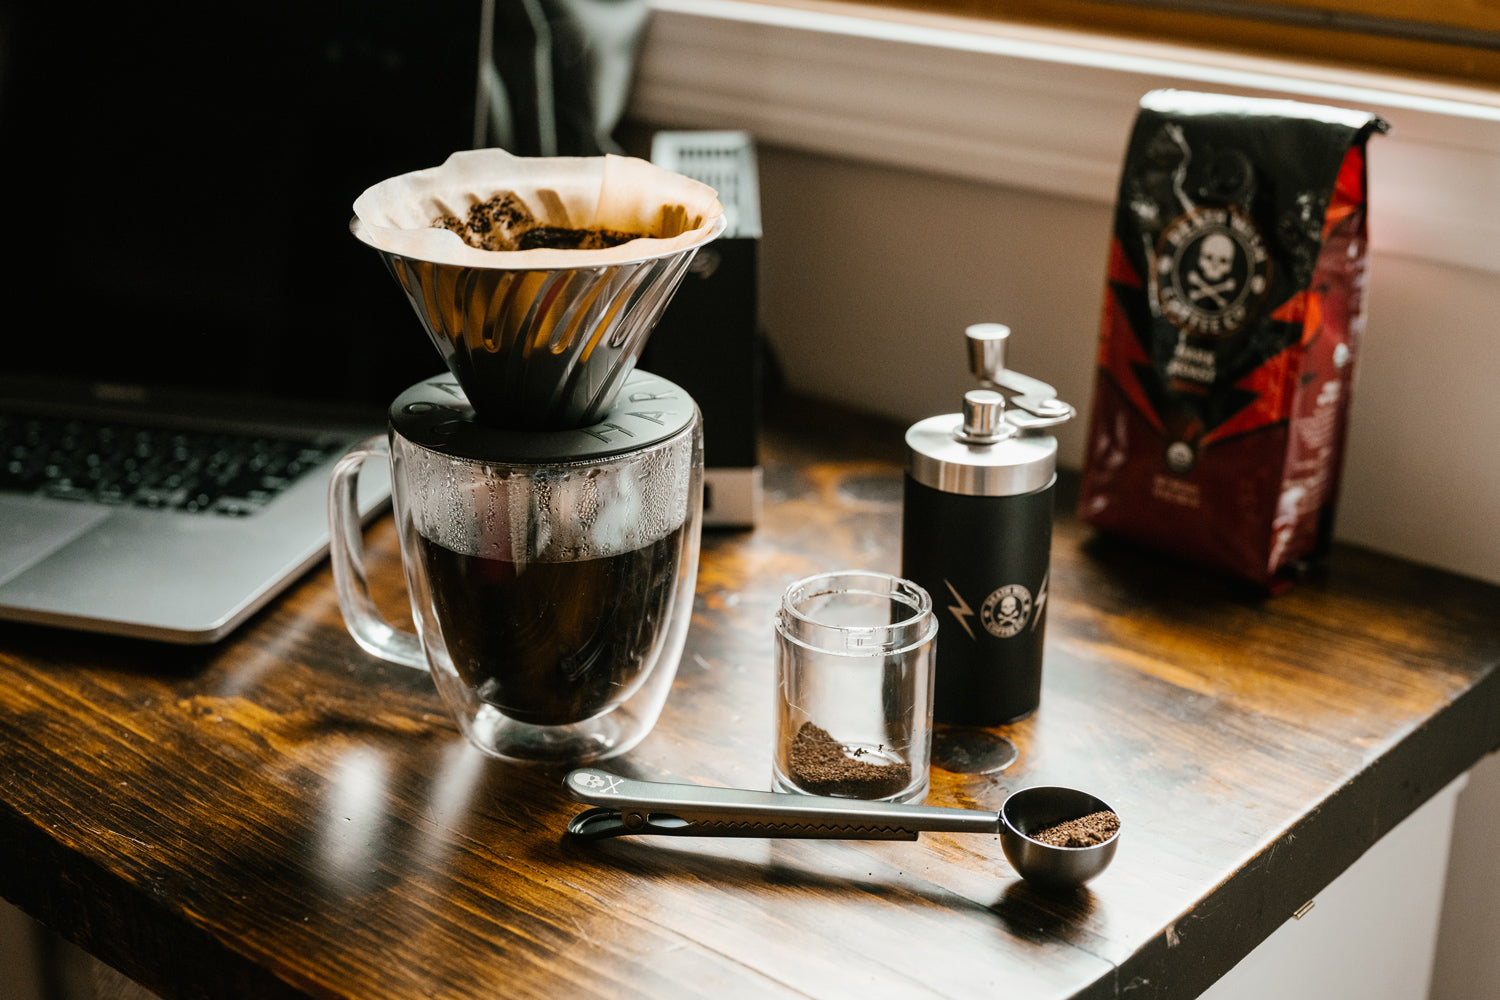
{"left": 1154, "top": 205, "right": 1271, "bottom": 345}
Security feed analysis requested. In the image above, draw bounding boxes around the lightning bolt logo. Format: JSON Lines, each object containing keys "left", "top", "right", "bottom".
{"left": 944, "top": 580, "right": 976, "bottom": 641}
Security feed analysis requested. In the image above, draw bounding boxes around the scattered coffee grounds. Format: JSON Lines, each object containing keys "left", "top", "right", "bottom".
{"left": 432, "top": 191, "right": 642, "bottom": 252}
{"left": 788, "top": 721, "right": 911, "bottom": 799}
{"left": 1030, "top": 810, "right": 1120, "bottom": 848}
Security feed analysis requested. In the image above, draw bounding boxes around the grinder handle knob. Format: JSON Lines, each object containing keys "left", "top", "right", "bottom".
{"left": 966, "top": 323, "right": 1011, "bottom": 383}
{"left": 959, "top": 390, "right": 1011, "bottom": 444}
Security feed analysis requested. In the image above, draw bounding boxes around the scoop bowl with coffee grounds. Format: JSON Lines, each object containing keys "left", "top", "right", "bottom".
{"left": 999, "top": 785, "right": 1121, "bottom": 890}
{"left": 563, "top": 769, "right": 1120, "bottom": 889}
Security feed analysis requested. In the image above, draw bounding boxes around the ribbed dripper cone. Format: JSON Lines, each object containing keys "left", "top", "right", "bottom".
{"left": 364, "top": 222, "right": 721, "bottom": 428}
{"left": 351, "top": 150, "right": 725, "bottom": 429}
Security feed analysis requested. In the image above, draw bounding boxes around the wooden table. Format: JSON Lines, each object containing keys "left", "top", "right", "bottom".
{"left": 2, "top": 396, "right": 1498, "bottom": 1000}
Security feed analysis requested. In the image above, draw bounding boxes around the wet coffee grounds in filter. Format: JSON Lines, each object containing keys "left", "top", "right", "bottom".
{"left": 1030, "top": 810, "right": 1120, "bottom": 848}
{"left": 788, "top": 722, "right": 910, "bottom": 799}
{"left": 432, "top": 191, "right": 642, "bottom": 251}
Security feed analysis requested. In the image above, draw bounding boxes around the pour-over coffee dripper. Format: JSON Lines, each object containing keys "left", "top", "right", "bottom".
{"left": 348, "top": 148, "right": 726, "bottom": 430}
{"left": 351, "top": 215, "right": 725, "bottom": 429}
{"left": 328, "top": 151, "right": 725, "bottom": 764}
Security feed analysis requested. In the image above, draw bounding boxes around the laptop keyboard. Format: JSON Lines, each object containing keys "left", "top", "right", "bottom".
{"left": 0, "top": 411, "right": 345, "bottom": 517}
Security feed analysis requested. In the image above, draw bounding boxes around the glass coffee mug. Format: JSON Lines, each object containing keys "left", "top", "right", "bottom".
{"left": 328, "top": 371, "right": 703, "bottom": 764}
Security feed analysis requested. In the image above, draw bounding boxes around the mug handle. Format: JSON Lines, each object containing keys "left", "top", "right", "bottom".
{"left": 327, "top": 434, "right": 427, "bottom": 671}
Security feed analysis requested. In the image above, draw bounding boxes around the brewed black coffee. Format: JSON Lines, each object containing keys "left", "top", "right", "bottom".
{"left": 419, "top": 526, "right": 684, "bottom": 726}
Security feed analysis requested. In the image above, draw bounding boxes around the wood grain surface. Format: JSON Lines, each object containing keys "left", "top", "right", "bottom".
{"left": 1, "top": 395, "right": 1497, "bottom": 1000}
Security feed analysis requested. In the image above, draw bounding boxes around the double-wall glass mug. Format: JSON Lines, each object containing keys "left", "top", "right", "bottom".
{"left": 328, "top": 370, "right": 703, "bottom": 764}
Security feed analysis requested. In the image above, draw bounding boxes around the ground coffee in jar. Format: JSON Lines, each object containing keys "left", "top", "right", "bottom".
{"left": 1077, "top": 90, "right": 1389, "bottom": 591}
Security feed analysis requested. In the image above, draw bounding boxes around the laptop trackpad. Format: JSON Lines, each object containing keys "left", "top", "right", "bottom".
{"left": 0, "top": 496, "right": 112, "bottom": 586}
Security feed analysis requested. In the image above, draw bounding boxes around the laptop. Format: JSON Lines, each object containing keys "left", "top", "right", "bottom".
{"left": 0, "top": 1, "right": 489, "bottom": 642}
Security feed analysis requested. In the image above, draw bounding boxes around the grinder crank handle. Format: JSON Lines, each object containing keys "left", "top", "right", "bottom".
{"left": 563, "top": 768, "right": 1001, "bottom": 841}
{"left": 965, "top": 323, "right": 1074, "bottom": 428}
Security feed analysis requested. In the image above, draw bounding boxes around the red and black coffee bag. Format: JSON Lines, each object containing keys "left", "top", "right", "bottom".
{"left": 1078, "top": 90, "right": 1389, "bottom": 591}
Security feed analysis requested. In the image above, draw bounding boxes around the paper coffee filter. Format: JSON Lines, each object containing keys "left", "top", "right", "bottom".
{"left": 352, "top": 148, "right": 723, "bottom": 268}
{"left": 352, "top": 149, "right": 724, "bottom": 428}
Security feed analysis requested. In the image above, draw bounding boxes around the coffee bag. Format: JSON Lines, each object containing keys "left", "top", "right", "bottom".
{"left": 1077, "top": 90, "right": 1389, "bottom": 590}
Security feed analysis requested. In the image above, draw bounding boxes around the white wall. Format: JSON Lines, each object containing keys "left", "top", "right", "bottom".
{"left": 1202, "top": 776, "right": 1465, "bottom": 1000}
{"left": 1430, "top": 751, "right": 1500, "bottom": 1000}
{"left": 0, "top": 900, "right": 46, "bottom": 1000}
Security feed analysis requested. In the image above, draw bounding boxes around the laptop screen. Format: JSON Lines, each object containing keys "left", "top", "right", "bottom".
{"left": 0, "top": 0, "right": 483, "bottom": 416}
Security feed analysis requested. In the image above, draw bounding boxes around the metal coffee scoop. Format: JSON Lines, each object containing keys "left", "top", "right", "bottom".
{"left": 564, "top": 769, "right": 1120, "bottom": 889}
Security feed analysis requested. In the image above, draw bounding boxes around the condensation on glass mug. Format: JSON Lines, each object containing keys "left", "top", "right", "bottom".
{"left": 773, "top": 570, "right": 938, "bottom": 804}
{"left": 328, "top": 371, "right": 703, "bottom": 764}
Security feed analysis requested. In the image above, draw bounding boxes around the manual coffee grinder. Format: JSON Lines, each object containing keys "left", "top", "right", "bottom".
{"left": 329, "top": 153, "right": 725, "bottom": 765}
{"left": 901, "top": 323, "right": 1075, "bottom": 754}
